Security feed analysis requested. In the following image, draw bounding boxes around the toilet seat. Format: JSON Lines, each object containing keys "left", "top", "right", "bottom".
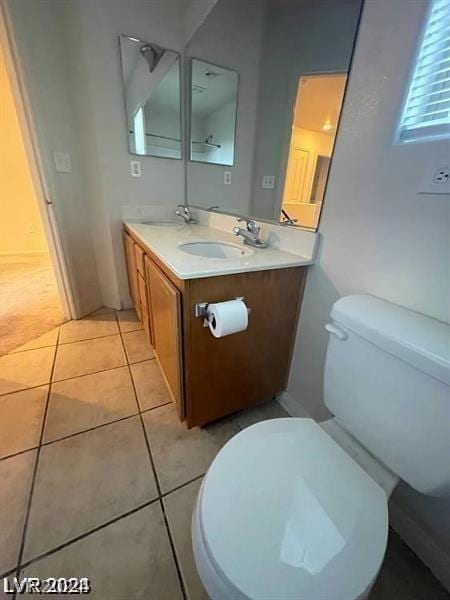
{"left": 195, "top": 418, "right": 388, "bottom": 600}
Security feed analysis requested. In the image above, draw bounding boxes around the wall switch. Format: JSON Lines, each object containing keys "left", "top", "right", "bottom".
{"left": 27, "top": 223, "right": 35, "bottom": 233}
{"left": 131, "top": 160, "right": 142, "bottom": 177}
{"left": 53, "top": 151, "right": 72, "bottom": 173}
{"left": 418, "top": 163, "right": 450, "bottom": 195}
{"left": 262, "top": 175, "right": 275, "bottom": 189}
{"left": 224, "top": 171, "right": 232, "bottom": 184}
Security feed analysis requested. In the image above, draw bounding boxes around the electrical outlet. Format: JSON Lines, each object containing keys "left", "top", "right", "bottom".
{"left": 262, "top": 175, "right": 275, "bottom": 189}
{"left": 224, "top": 171, "right": 232, "bottom": 184}
{"left": 433, "top": 167, "right": 449, "bottom": 184}
{"left": 53, "top": 151, "right": 72, "bottom": 173}
{"left": 131, "top": 160, "right": 141, "bottom": 177}
{"left": 418, "top": 163, "right": 450, "bottom": 195}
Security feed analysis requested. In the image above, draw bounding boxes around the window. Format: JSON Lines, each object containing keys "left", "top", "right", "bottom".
{"left": 398, "top": 0, "right": 450, "bottom": 143}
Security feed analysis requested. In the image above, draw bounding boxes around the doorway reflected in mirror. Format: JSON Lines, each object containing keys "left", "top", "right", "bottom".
{"left": 280, "top": 74, "right": 347, "bottom": 229}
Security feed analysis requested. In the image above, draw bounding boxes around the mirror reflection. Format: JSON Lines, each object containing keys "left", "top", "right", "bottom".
{"left": 280, "top": 74, "right": 347, "bottom": 228}
{"left": 190, "top": 59, "right": 239, "bottom": 166}
{"left": 185, "top": 0, "right": 362, "bottom": 230}
{"left": 119, "top": 35, "right": 181, "bottom": 159}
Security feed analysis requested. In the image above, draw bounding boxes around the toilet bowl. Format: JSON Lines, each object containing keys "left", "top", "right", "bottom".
{"left": 193, "top": 418, "right": 388, "bottom": 600}
{"left": 192, "top": 295, "right": 450, "bottom": 599}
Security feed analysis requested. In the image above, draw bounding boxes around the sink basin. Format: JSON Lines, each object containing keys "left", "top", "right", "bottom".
{"left": 143, "top": 220, "right": 183, "bottom": 227}
{"left": 178, "top": 241, "right": 253, "bottom": 259}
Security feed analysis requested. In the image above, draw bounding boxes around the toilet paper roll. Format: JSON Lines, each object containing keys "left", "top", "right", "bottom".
{"left": 206, "top": 299, "right": 248, "bottom": 338}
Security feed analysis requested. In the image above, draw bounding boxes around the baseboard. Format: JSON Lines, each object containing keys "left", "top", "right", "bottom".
{"left": 278, "top": 393, "right": 450, "bottom": 592}
{"left": 276, "top": 391, "right": 312, "bottom": 418}
{"left": 389, "top": 499, "right": 450, "bottom": 591}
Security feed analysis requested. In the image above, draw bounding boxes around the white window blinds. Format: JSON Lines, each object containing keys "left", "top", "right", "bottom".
{"left": 398, "top": 0, "right": 450, "bottom": 143}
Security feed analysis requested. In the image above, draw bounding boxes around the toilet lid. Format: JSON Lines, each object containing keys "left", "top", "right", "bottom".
{"left": 199, "top": 418, "right": 388, "bottom": 600}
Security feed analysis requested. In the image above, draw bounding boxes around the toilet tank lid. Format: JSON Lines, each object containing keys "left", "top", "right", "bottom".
{"left": 331, "top": 295, "right": 450, "bottom": 386}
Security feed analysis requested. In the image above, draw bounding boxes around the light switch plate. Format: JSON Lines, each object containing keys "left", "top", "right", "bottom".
{"left": 262, "top": 175, "right": 275, "bottom": 189}
{"left": 53, "top": 151, "right": 72, "bottom": 173}
{"left": 418, "top": 163, "right": 450, "bottom": 195}
{"left": 131, "top": 160, "right": 142, "bottom": 177}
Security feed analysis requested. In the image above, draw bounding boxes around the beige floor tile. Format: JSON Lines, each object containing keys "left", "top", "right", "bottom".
{"left": 0, "top": 450, "right": 36, "bottom": 574}
{"left": 143, "top": 403, "right": 239, "bottom": 493}
{"left": 131, "top": 360, "right": 171, "bottom": 411}
{"left": 21, "top": 503, "right": 183, "bottom": 600}
{"left": 59, "top": 312, "right": 119, "bottom": 344}
{"left": 52, "top": 335, "right": 126, "bottom": 382}
{"left": 11, "top": 328, "right": 59, "bottom": 353}
{"left": 164, "top": 479, "right": 208, "bottom": 600}
{"left": 44, "top": 368, "right": 138, "bottom": 442}
{"left": 116, "top": 309, "right": 143, "bottom": 333}
{"left": 24, "top": 417, "right": 157, "bottom": 561}
{"left": 0, "top": 387, "right": 48, "bottom": 458}
{"left": 234, "top": 399, "right": 290, "bottom": 430}
{"left": 0, "top": 346, "right": 55, "bottom": 396}
{"left": 122, "top": 330, "right": 154, "bottom": 364}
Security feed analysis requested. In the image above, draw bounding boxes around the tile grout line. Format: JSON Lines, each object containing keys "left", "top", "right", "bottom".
{"left": 0, "top": 352, "right": 155, "bottom": 399}
{"left": 0, "top": 398, "right": 172, "bottom": 464}
{"left": 14, "top": 328, "right": 61, "bottom": 584}
{"left": 114, "top": 311, "right": 188, "bottom": 600}
{"left": 18, "top": 497, "right": 161, "bottom": 572}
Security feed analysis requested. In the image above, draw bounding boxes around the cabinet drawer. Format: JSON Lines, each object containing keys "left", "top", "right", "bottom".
{"left": 134, "top": 244, "right": 146, "bottom": 277}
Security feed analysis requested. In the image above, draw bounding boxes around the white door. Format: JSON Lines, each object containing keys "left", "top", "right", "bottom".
{"left": 283, "top": 147, "right": 309, "bottom": 204}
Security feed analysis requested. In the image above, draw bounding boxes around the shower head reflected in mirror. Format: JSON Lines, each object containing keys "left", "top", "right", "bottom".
{"left": 140, "top": 43, "right": 165, "bottom": 72}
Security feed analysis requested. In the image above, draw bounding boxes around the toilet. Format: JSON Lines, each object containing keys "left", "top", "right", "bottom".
{"left": 192, "top": 294, "right": 450, "bottom": 600}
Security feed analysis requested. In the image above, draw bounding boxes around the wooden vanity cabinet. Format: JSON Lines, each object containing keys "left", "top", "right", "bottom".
{"left": 123, "top": 231, "right": 140, "bottom": 318}
{"left": 145, "top": 257, "right": 184, "bottom": 418}
{"left": 123, "top": 226, "right": 307, "bottom": 428}
{"left": 122, "top": 231, "right": 153, "bottom": 343}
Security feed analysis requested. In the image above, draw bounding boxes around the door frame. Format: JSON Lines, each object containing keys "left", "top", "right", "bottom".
{"left": 1, "top": 4, "right": 75, "bottom": 320}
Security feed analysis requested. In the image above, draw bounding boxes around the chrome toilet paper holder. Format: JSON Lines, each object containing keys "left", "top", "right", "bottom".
{"left": 194, "top": 297, "right": 247, "bottom": 327}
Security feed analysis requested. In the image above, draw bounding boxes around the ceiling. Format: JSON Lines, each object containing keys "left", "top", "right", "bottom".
{"left": 191, "top": 59, "right": 238, "bottom": 118}
{"left": 294, "top": 74, "right": 347, "bottom": 135}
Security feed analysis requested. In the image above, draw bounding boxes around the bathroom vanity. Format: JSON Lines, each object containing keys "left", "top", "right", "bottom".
{"left": 123, "top": 218, "right": 314, "bottom": 427}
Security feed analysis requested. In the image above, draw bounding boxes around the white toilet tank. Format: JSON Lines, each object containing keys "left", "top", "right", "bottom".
{"left": 324, "top": 294, "right": 450, "bottom": 497}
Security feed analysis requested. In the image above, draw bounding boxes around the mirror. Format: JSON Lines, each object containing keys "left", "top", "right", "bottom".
{"left": 119, "top": 35, "right": 181, "bottom": 159}
{"left": 185, "top": 0, "right": 362, "bottom": 229}
{"left": 280, "top": 74, "right": 347, "bottom": 227}
{"left": 190, "top": 59, "right": 239, "bottom": 166}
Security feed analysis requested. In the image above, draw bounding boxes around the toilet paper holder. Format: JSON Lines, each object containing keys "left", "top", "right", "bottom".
{"left": 194, "top": 297, "right": 247, "bottom": 327}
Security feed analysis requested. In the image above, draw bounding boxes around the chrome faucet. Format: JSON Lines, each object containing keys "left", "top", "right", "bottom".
{"left": 233, "top": 218, "right": 267, "bottom": 248}
{"left": 175, "top": 204, "right": 196, "bottom": 224}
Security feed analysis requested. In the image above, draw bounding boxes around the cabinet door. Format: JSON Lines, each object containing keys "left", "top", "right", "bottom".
{"left": 146, "top": 257, "right": 183, "bottom": 418}
{"left": 138, "top": 272, "right": 153, "bottom": 345}
{"left": 123, "top": 232, "right": 141, "bottom": 319}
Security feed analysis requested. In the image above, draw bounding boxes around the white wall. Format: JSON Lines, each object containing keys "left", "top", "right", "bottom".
{"left": 5, "top": 0, "right": 103, "bottom": 315}
{"left": 288, "top": 0, "right": 450, "bottom": 584}
{"left": 186, "top": 0, "right": 266, "bottom": 215}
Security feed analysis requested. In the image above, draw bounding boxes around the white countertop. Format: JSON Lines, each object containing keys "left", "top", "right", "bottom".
{"left": 124, "top": 221, "right": 314, "bottom": 280}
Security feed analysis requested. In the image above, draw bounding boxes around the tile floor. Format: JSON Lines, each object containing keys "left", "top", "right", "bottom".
{"left": 0, "top": 308, "right": 448, "bottom": 599}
